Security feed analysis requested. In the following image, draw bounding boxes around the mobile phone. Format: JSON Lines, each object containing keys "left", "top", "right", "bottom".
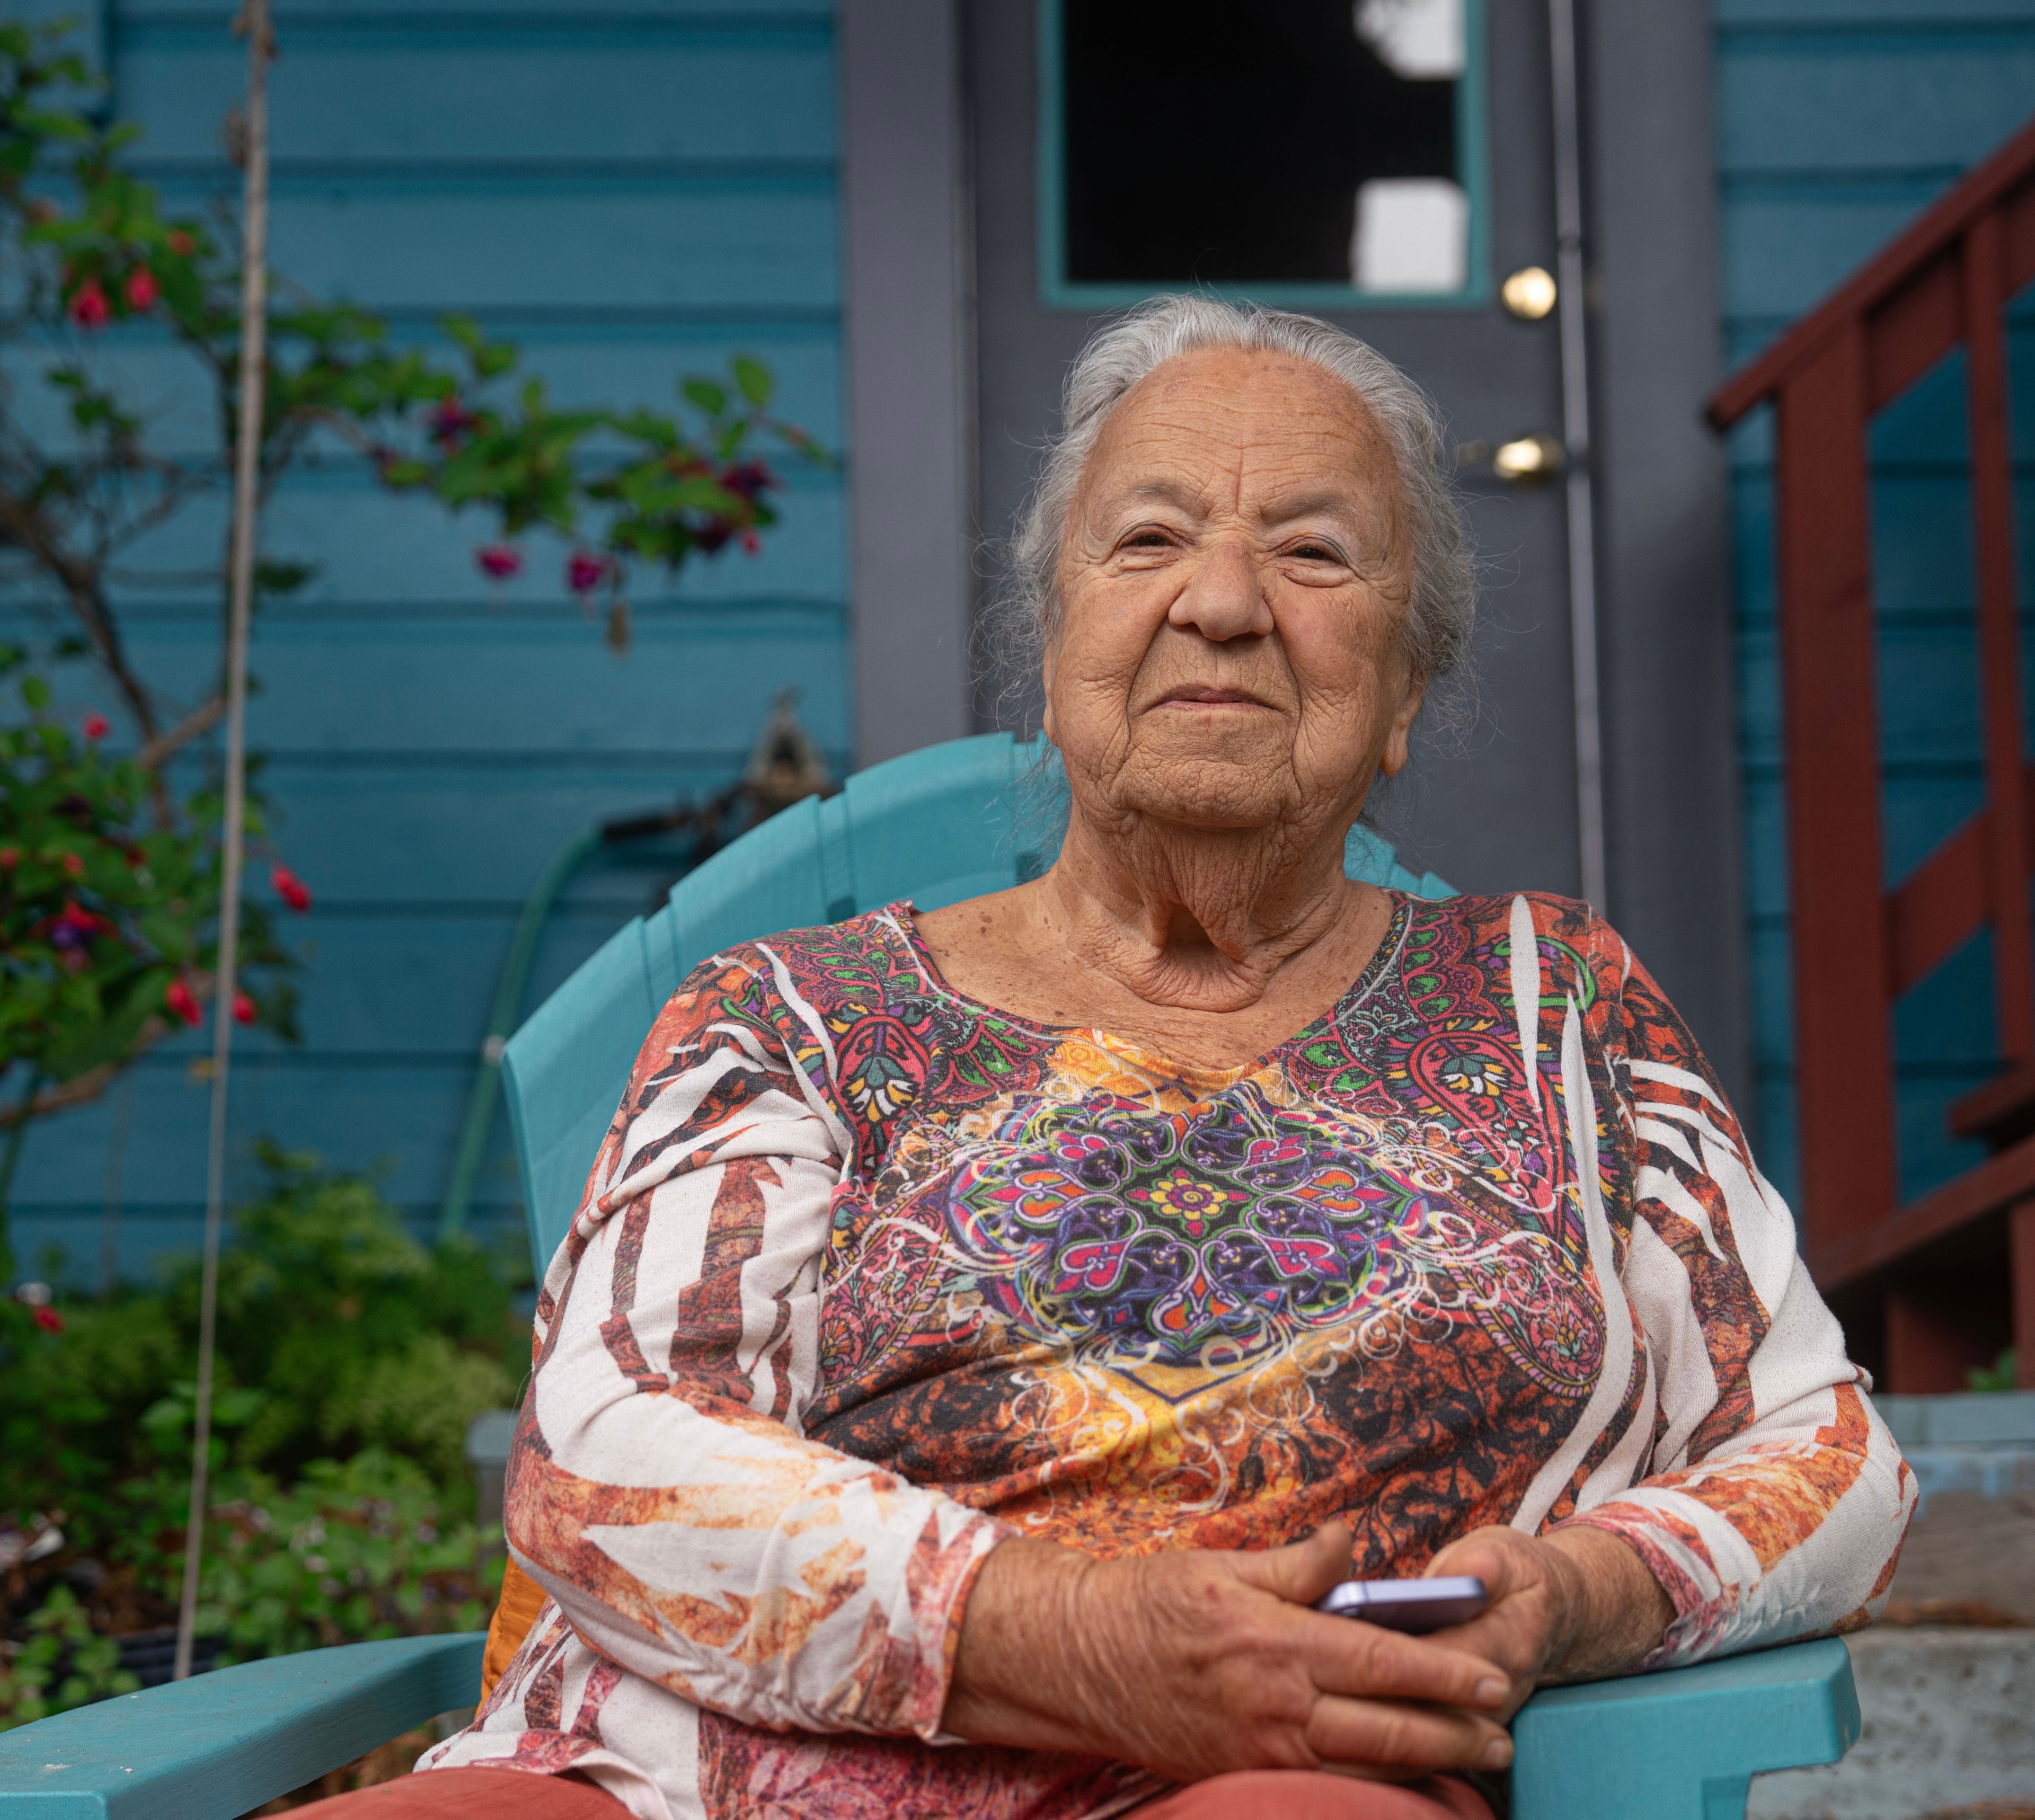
{"left": 1314, "top": 1575, "right": 1488, "bottom": 1634}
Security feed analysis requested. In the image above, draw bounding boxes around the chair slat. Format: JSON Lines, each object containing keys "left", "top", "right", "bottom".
{"left": 503, "top": 916, "right": 658, "bottom": 1271}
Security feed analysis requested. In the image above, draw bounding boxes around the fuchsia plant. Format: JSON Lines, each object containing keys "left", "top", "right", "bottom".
{"left": 0, "top": 16, "right": 825, "bottom": 1210}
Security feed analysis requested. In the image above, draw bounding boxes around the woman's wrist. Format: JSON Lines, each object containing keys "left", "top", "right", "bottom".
{"left": 1538, "top": 1524, "right": 1675, "bottom": 1683}
{"left": 942, "top": 1537, "right": 1114, "bottom": 1752}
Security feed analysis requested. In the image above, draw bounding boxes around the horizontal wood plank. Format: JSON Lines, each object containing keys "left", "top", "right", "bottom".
{"left": 142, "top": 172, "right": 841, "bottom": 313}
{"left": 117, "top": 26, "right": 835, "bottom": 165}
{"left": 1717, "top": 29, "right": 2035, "bottom": 178}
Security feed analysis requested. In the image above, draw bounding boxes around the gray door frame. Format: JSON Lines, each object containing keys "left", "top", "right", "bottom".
{"left": 838, "top": 0, "right": 979, "bottom": 768}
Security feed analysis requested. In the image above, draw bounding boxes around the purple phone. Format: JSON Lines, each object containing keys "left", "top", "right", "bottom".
{"left": 1314, "top": 1575, "right": 1488, "bottom": 1634}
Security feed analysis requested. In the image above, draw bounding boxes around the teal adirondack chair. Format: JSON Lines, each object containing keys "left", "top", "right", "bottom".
{"left": 0, "top": 733, "right": 1859, "bottom": 1819}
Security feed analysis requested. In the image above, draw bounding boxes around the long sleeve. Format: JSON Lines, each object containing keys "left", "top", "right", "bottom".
{"left": 502, "top": 947, "right": 1012, "bottom": 1741}
{"left": 1556, "top": 927, "right": 1916, "bottom": 1666}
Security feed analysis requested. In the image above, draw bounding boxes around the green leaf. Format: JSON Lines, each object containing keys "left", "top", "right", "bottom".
{"left": 731, "top": 356, "right": 773, "bottom": 407}
{"left": 473, "top": 344, "right": 516, "bottom": 379}
{"left": 682, "top": 377, "right": 727, "bottom": 416}
{"left": 440, "top": 314, "right": 484, "bottom": 352}
{"left": 21, "top": 109, "right": 90, "bottom": 142}
{"left": 21, "top": 674, "right": 51, "bottom": 712}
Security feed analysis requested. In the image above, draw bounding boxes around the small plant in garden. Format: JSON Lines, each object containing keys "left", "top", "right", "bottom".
{"left": 0, "top": 15, "right": 824, "bottom": 1182}
{"left": 1966, "top": 1347, "right": 2020, "bottom": 1392}
{"left": 0, "top": 1583, "right": 137, "bottom": 1728}
{"left": 196, "top": 1451, "right": 498, "bottom": 1662}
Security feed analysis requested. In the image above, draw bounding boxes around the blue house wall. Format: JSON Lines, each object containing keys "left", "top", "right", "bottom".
{"left": 8, "top": 0, "right": 851, "bottom": 1279}
{"left": 1715, "top": 0, "right": 2035, "bottom": 1208}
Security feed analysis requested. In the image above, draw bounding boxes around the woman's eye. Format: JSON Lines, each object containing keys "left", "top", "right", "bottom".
{"left": 1122, "top": 530, "right": 1172, "bottom": 551}
{"left": 1290, "top": 543, "right": 1339, "bottom": 562}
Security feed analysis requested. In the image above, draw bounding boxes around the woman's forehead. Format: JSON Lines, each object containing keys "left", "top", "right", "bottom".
{"left": 1081, "top": 349, "right": 1396, "bottom": 519}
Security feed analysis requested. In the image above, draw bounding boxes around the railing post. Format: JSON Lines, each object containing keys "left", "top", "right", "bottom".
{"left": 1774, "top": 325, "right": 1898, "bottom": 1259}
{"left": 2015, "top": 1201, "right": 2035, "bottom": 1388}
{"left": 1962, "top": 213, "right": 2034, "bottom": 1066}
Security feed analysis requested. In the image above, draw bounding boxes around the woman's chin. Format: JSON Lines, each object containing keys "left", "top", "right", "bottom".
{"left": 1114, "top": 754, "right": 1300, "bottom": 833}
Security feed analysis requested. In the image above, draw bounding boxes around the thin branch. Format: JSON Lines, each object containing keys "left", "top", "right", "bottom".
{"left": 0, "top": 485, "right": 161, "bottom": 740}
{"left": 135, "top": 695, "right": 226, "bottom": 769}
{"left": 0, "top": 1020, "right": 175, "bottom": 1130}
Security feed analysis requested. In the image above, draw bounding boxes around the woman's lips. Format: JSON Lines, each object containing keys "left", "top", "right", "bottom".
{"left": 1152, "top": 686, "right": 1268, "bottom": 708}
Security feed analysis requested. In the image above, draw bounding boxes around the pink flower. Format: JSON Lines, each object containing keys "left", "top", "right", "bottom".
{"left": 68, "top": 277, "right": 109, "bottom": 330}
{"left": 475, "top": 544, "right": 523, "bottom": 581}
{"left": 566, "top": 551, "right": 608, "bottom": 595}
{"left": 165, "top": 978, "right": 202, "bottom": 1026}
{"left": 270, "top": 865, "right": 312, "bottom": 912}
{"left": 167, "top": 229, "right": 194, "bottom": 256}
{"left": 0, "top": 848, "right": 15, "bottom": 868}
{"left": 429, "top": 398, "right": 480, "bottom": 448}
{"left": 83, "top": 713, "right": 108, "bottom": 740}
{"left": 32, "top": 1306, "right": 64, "bottom": 1335}
{"left": 61, "top": 852, "right": 84, "bottom": 877}
{"left": 720, "top": 460, "right": 775, "bottom": 501}
{"left": 49, "top": 901, "right": 104, "bottom": 951}
{"left": 740, "top": 529, "right": 762, "bottom": 556}
{"left": 123, "top": 266, "right": 159, "bottom": 313}
{"left": 233, "top": 991, "right": 256, "bottom": 1025}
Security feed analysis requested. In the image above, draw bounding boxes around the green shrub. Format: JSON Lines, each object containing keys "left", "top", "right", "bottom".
{"left": 195, "top": 1450, "right": 500, "bottom": 1662}
{"left": 0, "top": 1150, "right": 528, "bottom": 1720}
{"left": 1, "top": 1147, "right": 528, "bottom": 1555}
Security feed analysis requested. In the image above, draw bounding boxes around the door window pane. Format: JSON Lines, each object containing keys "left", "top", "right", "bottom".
{"left": 1043, "top": 0, "right": 1484, "bottom": 305}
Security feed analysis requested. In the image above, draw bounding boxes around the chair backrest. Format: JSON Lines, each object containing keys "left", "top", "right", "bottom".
{"left": 501, "top": 732, "right": 1455, "bottom": 1272}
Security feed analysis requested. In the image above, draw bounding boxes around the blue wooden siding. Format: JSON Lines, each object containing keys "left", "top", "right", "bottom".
{"left": 1717, "top": 0, "right": 2035, "bottom": 1207}
{"left": 7, "top": 1, "right": 848, "bottom": 1281}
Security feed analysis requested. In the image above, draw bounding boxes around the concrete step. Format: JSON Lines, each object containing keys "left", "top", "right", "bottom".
{"left": 1749, "top": 1629, "right": 2035, "bottom": 1820}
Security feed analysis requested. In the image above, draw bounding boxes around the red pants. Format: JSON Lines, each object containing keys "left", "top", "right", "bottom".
{"left": 291, "top": 1765, "right": 1494, "bottom": 1817}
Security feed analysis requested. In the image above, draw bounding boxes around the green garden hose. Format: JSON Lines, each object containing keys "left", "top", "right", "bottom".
{"left": 437, "top": 825, "right": 603, "bottom": 1239}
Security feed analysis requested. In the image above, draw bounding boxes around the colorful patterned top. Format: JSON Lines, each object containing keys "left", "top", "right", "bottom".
{"left": 421, "top": 891, "right": 1913, "bottom": 1820}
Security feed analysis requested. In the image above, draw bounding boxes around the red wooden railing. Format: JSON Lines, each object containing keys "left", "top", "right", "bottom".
{"left": 1710, "top": 116, "right": 2035, "bottom": 1392}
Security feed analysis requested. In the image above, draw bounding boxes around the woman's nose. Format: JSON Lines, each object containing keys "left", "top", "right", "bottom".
{"left": 1165, "top": 538, "right": 1275, "bottom": 642}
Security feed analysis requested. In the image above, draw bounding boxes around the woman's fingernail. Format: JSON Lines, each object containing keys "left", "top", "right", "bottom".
{"left": 1481, "top": 1737, "right": 1514, "bottom": 1770}
{"left": 1474, "top": 1676, "right": 1508, "bottom": 1706}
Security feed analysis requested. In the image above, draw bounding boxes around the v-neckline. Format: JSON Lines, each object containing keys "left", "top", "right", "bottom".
{"left": 887, "top": 892, "right": 1413, "bottom": 1089}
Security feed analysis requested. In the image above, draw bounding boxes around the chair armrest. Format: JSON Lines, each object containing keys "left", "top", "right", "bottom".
{"left": 1511, "top": 1637, "right": 1861, "bottom": 1820}
{"left": 0, "top": 1631, "right": 485, "bottom": 1820}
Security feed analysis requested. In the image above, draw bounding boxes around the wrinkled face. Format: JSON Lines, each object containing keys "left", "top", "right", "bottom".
{"left": 1045, "top": 345, "right": 1424, "bottom": 841}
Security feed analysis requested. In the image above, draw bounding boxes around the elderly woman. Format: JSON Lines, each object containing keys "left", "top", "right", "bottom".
{"left": 330, "top": 299, "right": 1912, "bottom": 1820}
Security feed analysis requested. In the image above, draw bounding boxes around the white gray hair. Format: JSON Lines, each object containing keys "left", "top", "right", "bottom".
{"left": 1001, "top": 294, "right": 1474, "bottom": 691}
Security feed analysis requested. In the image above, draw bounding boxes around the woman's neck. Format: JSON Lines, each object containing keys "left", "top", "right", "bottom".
{"left": 1041, "top": 807, "right": 1364, "bottom": 1015}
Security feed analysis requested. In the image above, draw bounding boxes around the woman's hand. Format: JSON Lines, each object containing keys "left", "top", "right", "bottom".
{"left": 942, "top": 1524, "right": 1515, "bottom": 1784}
{"left": 1420, "top": 1524, "right": 1676, "bottom": 1719}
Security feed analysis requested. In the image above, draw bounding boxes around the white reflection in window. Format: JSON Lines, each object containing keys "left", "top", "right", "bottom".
{"left": 1350, "top": 179, "right": 1469, "bottom": 292}
{"left": 1354, "top": 0, "right": 1466, "bottom": 80}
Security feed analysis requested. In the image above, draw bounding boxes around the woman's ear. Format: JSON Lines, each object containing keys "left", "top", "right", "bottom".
{"left": 1039, "top": 631, "right": 1059, "bottom": 745}
{"left": 1378, "top": 678, "right": 1426, "bottom": 779}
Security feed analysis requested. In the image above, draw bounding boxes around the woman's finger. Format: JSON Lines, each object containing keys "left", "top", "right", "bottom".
{"left": 1296, "top": 1610, "right": 1510, "bottom": 1710}
{"left": 1427, "top": 1527, "right": 1537, "bottom": 1601}
{"left": 1224, "top": 1522, "right": 1356, "bottom": 1608}
{"left": 1305, "top": 1692, "right": 1515, "bottom": 1775}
